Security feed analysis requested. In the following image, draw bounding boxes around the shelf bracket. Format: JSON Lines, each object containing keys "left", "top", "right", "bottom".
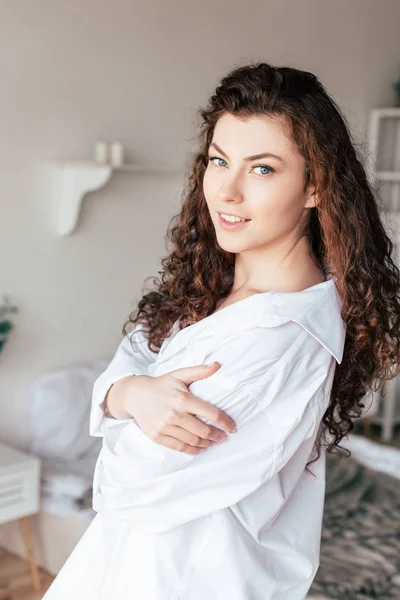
{"left": 53, "top": 162, "right": 113, "bottom": 236}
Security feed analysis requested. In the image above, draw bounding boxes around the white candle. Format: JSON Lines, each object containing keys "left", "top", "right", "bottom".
{"left": 94, "top": 141, "right": 109, "bottom": 165}
{"left": 110, "top": 141, "right": 124, "bottom": 167}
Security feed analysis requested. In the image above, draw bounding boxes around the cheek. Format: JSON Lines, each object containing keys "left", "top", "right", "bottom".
{"left": 251, "top": 180, "right": 304, "bottom": 229}
{"left": 202, "top": 170, "right": 214, "bottom": 205}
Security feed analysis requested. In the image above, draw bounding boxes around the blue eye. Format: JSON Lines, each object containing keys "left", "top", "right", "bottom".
{"left": 208, "top": 156, "right": 227, "bottom": 168}
{"left": 253, "top": 165, "right": 274, "bottom": 175}
{"left": 207, "top": 156, "right": 274, "bottom": 176}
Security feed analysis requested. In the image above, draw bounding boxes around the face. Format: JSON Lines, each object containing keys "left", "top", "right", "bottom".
{"left": 203, "top": 113, "right": 317, "bottom": 255}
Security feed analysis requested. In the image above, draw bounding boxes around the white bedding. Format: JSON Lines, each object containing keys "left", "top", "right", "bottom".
{"left": 342, "top": 432, "right": 400, "bottom": 479}
{"left": 40, "top": 457, "right": 96, "bottom": 517}
{"left": 26, "top": 358, "right": 109, "bottom": 516}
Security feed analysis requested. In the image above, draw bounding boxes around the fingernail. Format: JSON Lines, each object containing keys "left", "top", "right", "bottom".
{"left": 232, "top": 425, "right": 238, "bottom": 433}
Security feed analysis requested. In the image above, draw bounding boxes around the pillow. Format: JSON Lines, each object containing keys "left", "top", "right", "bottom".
{"left": 26, "top": 359, "right": 110, "bottom": 461}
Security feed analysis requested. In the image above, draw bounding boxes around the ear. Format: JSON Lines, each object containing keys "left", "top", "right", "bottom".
{"left": 303, "top": 184, "right": 318, "bottom": 209}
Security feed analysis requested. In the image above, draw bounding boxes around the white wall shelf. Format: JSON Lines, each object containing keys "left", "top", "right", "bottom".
{"left": 376, "top": 171, "right": 400, "bottom": 182}
{"left": 365, "top": 107, "right": 400, "bottom": 441}
{"left": 51, "top": 160, "right": 182, "bottom": 237}
{"left": 367, "top": 108, "right": 400, "bottom": 205}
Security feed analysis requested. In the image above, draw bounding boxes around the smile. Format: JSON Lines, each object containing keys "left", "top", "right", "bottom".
{"left": 218, "top": 213, "right": 251, "bottom": 230}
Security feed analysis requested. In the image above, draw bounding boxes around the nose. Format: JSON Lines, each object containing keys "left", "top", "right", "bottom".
{"left": 217, "top": 180, "right": 244, "bottom": 205}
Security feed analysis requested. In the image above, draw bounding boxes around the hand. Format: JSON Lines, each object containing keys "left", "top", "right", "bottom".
{"left": 107, "top": 362, "right": 237, "bottom": 454}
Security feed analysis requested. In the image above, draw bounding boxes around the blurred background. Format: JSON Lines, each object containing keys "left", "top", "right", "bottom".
{"left": 0, "top": 1, "right": 399, "bottom": 598}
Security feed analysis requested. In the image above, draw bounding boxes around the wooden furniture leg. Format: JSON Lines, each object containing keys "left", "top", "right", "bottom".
{"left": 363, "top": 416, "right": 372, "bottom": 439}
{"left": 18, "top": 517, "right": 41, "bottom": 591}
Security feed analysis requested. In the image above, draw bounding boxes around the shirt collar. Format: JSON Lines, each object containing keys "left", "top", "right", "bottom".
{"left": 262, "top": 278, "right": 346, "bottom": 364}
{"left": 155, "top": 277, "right": 346, "bottom": 368}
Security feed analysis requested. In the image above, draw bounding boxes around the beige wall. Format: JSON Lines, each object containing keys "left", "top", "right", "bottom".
{"left": 0, "top": 0, "right": 399, "bottom": 447}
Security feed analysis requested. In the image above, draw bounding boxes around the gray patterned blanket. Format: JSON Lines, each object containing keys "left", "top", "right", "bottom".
{"left": 309, "top": 450, "right": 400, "bottom": 599}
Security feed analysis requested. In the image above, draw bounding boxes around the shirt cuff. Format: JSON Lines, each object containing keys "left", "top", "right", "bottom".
{"left": 90, "top": 372, "right": 136, "bottom": 438}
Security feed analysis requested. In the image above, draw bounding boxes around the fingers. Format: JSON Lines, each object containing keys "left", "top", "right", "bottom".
{"left": 156, "top": 363, "right": 237, "bottom": 455}
{"left": 161, "top": 424, "right": 224, "bottom": 448}
{"left": 153, "top": 433, "right": 210, "bottom": 455}
{"left": 167, "top": 364, "right": 237, "bottom": 434}
{"left": 170, "top": 362, "right": 222, "bottom": 386}
{"left": 167, "top": 415, "right": 229, "bottom": 443}
{"left": 184, "top": 396, "right": 237, "bottom": 434}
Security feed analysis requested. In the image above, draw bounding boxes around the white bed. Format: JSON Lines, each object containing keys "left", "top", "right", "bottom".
{"left": 0, "top": 358, "right": 107, "bottom": 575}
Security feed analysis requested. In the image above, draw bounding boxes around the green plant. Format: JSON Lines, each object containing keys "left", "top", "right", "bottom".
{"left": 0, "top": 296, "right": 18, "bottom": 354}
{"left": 392, "top": 67, "right": 400, "bottom": 106}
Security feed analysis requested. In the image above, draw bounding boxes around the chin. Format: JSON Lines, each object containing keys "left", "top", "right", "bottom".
{"left": 215, "top": 234, "right": 248, "bottom": 254}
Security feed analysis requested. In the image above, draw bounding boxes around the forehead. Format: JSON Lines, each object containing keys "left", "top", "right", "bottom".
{"left": 212, "top": 113, "right": 298, "bottom": 157}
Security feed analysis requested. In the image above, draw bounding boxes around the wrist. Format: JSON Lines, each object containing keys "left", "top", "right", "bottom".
{"left": 105, "top": 375, "right": 136, "bottom": 420}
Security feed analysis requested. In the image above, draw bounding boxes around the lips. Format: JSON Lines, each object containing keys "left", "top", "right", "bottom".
{"left": 218, "top": 212, "right": 250, "bottom": 222}
{"left": 218, "top": 213, "right": 251, "bottom": 231}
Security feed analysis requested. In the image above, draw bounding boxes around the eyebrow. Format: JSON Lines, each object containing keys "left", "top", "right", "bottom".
{"left": 209, "top": 142, "right": 284, "bottom": 163}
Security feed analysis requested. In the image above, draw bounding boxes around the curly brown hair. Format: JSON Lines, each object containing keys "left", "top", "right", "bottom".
{"left": 122, "top": 61, "right": 400, "bottom": 462}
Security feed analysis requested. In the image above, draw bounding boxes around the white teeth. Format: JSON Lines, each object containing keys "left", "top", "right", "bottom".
{"left": 220, "top": 213, "right": 248, "bottom": 223}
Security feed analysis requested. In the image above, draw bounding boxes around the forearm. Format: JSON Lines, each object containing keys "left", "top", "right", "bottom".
{"left": 90, "top": 327, "right": 157, "bottom": 438}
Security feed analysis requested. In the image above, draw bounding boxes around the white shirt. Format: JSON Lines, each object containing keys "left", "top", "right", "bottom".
{"left": 43, "top": 277, "right": 346, "bottom": 600}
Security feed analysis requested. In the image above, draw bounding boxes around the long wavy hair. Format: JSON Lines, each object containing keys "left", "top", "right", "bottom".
{"left": 123, "top": 62, "right": 400, "bottom": 462}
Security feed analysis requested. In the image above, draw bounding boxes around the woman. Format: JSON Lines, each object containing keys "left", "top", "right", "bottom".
{"left": 44, "top": 63, "right": 400, "bottom": 599}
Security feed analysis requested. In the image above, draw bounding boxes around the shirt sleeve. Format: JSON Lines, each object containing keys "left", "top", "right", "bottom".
{"left": 93, "top": 322, "right": 336, "bottom": 533}
{"left": 89, "top": 323, "right": 158, "bottom": 438}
